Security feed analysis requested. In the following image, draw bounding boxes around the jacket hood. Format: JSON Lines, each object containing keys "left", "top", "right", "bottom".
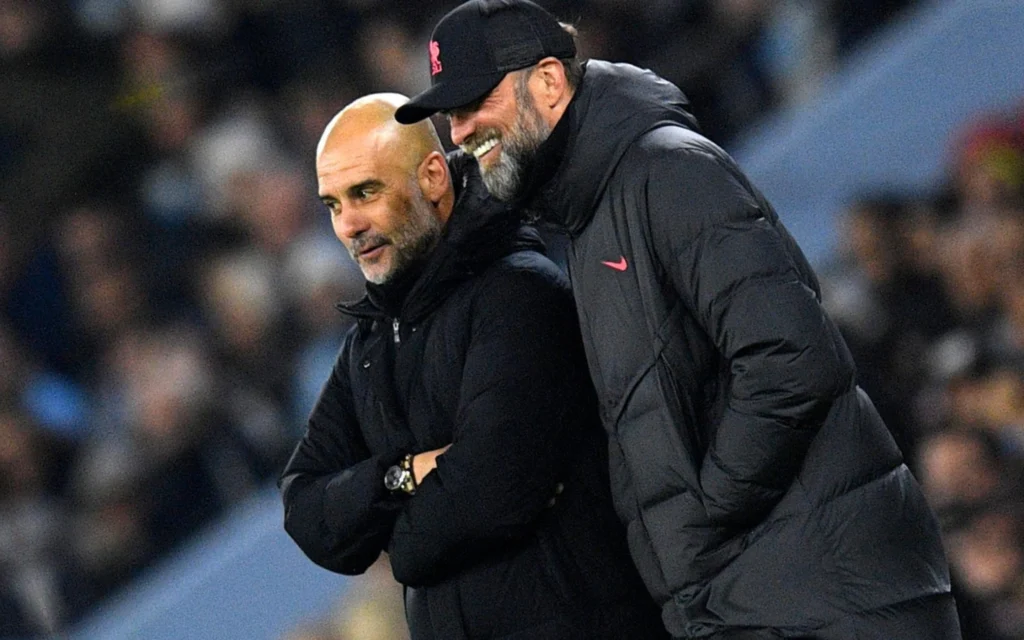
{"left": 530, "top": 60, "right": 699, "bottom": 235}
{"left": 339, "top": 150, "right": 543, "bottom": 322}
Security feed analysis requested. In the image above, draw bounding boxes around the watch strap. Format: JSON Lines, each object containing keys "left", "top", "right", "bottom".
{"left": 398, "top": 453, "right": 417, "bottom": 494}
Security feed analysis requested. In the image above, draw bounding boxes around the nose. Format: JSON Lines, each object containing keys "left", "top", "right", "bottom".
{"left": 332, "top": 206, "right": 370, "bottom": 244}
{"left": 448, "top": 112, "right": 474, "bottom": 147}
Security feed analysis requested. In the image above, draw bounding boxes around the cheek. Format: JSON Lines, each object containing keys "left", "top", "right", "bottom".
{"left": 382, "top": 194, "right": 415, "bottom": 231}
{"left": 500, "top": 97, "right": 524, "bottom": 130}
{"left": 474, "top": 106, "right": 513, "bottom": 138}
{"left": 330, "top": 216, "right": 346, "bottom": 241}
{"left": 492, "top": 114, "right": 515, "bottom": 137}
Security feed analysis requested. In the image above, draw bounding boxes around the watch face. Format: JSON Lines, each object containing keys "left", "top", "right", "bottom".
{"left": 384, "top": 465, "right": 406, "bottom": 491}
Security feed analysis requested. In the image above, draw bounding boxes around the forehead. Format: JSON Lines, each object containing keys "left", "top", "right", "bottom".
{"left": 317, "top": 131, "right": 398, "bottom": 190}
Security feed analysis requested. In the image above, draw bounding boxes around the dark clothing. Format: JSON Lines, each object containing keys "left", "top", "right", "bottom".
{"left": 279, "top": 158, "right": 664, "bottom": 640}
{"left": 518, "top": 60, "right": 959, "bottom": 638}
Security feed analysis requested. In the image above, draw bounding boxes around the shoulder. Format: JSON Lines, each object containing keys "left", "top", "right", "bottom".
{"left": 470, "top": 250, "right": 573, "bottom": 313}
{"left": 618, "top": 125, "right": 763, "bottom": 229}
{"left": 489, "top": 250, "right": 568, "bottom": 288}
{"left": 627, "top": 125, "right": 739, "bottom": 183}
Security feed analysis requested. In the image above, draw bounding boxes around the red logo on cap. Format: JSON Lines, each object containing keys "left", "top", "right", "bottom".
{"left": 429, "top": 40, "right": 443, "bottom": 76}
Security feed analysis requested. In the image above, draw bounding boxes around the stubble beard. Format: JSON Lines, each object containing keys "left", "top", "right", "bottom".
{"left": 351, "top": 190, "right": 443, "bottom": 285}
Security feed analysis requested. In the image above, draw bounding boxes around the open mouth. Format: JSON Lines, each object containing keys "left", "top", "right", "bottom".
{"left": 470, "top": 137, "right": 499, "bottom": 161}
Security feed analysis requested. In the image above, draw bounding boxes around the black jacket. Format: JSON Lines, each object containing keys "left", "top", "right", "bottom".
{"left": 279, "top": 158, "right": 665, "bottom": 640}
{"left": 519, "top": 60, "right": 957, "bottom": 638}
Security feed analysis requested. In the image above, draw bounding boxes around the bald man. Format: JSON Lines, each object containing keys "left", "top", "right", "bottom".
{"left": 279, "top": 95, "right": 666, "bottom": 640}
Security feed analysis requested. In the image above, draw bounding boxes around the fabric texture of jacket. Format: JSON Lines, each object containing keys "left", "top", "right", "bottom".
{"left": 279, "top": 157, "right": 665, "bottom": 640}
{"left": 517, "top": 60, "right": 959, "bottom": 639}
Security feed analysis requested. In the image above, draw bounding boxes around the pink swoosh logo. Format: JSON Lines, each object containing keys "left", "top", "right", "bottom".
{"left": 601, "top": 257, "right": 628, "bottom": 271}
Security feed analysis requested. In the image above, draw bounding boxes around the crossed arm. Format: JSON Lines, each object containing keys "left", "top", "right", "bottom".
{"left": 385, "top": 267, "right": 588, "bottom": 586}
{"left": 281, "top": 267, "right": 587, "bottom": 585}
{"left": 279, "top": 339, "right": 406, "bottom": 575}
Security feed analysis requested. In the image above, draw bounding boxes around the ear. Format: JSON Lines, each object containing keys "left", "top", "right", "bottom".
{"left": 531, "top": 57, "right": 569, "bottom": 109}
{"left": 417, "top": 151, "right": 449, "bottom": 204}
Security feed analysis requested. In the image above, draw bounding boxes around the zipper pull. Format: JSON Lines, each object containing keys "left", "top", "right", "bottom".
{"left": 392, "top": 318, "right": 401, "bottom": 345}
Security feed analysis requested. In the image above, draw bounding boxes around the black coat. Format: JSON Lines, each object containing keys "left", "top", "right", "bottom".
{"left": 279, "top": 159, "right": 665, "bottom": 640}
{"left": 518, "top": 61, "right": 959, "bottom": 638}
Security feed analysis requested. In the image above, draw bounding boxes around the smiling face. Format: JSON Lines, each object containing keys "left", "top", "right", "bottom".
{"left": 447, "top": 69, "right": 553, "bottom": 202}
{"left": 317, "top": 122, "right": 445, "bottom": 285}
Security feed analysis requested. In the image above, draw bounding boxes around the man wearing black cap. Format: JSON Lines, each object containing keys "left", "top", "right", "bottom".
{"left": 397, "top": 1, "right": 962, "bottom": 639}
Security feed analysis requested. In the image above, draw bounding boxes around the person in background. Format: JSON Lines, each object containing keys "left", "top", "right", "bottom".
{"left": 279, "top": 93, "right": 665, "bottom": 640}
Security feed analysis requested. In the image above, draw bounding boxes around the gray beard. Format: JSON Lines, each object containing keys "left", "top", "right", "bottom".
{"left": 366, "top": 224, "right": 440, "bottom": 285}
{"left": 481, "top": 150, "right": 526, "bottom": 202}
{"left": 475, "top": 71, "right": 552, "bottom": 203}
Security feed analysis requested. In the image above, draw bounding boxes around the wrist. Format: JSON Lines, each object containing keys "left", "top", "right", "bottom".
{"left": 384, "top": 453, "right": 417, "bottom": 495}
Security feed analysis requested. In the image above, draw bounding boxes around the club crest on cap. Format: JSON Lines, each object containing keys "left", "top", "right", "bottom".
{"left": 429, "top": 40, "right": 443, "bottom": 76}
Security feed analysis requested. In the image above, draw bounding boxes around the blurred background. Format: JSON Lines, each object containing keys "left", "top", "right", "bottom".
{"left": 1, "top": 0, "right": 1022, "bottom": 638}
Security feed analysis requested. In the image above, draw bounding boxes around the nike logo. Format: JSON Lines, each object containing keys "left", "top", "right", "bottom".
{"left": 601, "top": 256, "right": 628, "bottom": 271}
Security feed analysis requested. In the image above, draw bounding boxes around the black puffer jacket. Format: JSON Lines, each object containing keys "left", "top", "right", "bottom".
{"left": 520, "top": 61, "right": 958, "bottom": 638}
{"left": 279, "top": 158, "right": 665, "bottom": 640}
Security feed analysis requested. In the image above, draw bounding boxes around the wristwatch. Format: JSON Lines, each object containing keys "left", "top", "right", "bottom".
{"left": 384, "top": 454, "right": 417, "bottom": 495}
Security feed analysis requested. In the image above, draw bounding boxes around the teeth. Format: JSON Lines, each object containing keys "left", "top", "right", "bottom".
{"left": 471, "top": 138, "right": 498, "bottom": 159}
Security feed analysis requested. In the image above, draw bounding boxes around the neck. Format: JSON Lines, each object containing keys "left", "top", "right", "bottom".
{"left": 436, "top": 187, "right": 455, "bottom": 225}
{"left": 366, "top": 254, "right": 429, "bottom": 316}
{"left": 513, "top": 92, "right": 575, "bottom": 218}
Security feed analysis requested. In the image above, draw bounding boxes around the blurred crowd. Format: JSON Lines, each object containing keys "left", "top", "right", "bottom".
{"left": 0, "top": 0, "right": 929, "bottom": 637}
{"left": 821, "top": 101, "right": 1024, "bottom": 640}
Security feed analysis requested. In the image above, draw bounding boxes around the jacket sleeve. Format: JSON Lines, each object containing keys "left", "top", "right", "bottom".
{"left": 279, "top": 334, "right": 404, "bottom": 575}
{"left": 387, "top": 265, "right": 583, "bottom": 586}
{"left": 647, "top": 142, "right": 854, "bottom": 527}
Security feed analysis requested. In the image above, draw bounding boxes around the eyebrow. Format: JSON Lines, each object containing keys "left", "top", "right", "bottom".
{"left": 346, "top": 179, "right": 384, "bottom": 198}
{"left": 320, "top": 179, "right": 385, "bottom": 204}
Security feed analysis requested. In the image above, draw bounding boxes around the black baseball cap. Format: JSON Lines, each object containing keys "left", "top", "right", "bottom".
{"left": 394, "top": 0, "right": 575, "bottom": 124}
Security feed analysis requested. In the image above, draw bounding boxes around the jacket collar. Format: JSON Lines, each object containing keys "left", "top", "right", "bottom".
{"left": 520, "top": 60, "right": 700, "bottom": 236}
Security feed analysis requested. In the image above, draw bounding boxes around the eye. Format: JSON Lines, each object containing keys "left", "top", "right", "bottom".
{"left": 348, "top": 181, "right": 381, "bottom": 202}
{"left": 444, "top": 94, "right": 487, "bottom": 120}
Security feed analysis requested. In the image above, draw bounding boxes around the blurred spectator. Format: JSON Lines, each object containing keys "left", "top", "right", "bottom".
{"left": 952, "top": 111, "right": 1024, "bottom": 213}
{"left": 200, "top": 250, "right": 292, "bottom": 408}
{"left": 916, "top": 428, "right": 1008, "bottom": 531}
{"left": 0, "top": 406, "right": 85, "bottom": 637}
{"left": 281, "top": 232, "right": 363, "bottom": 423}
{"left": 68, "top": 324, "right": 279, "bottom": 600}
{"left": 823, "top": 195, "right": 958, "bottom": 461}
{"left": 947, "top": 507, "right": 1024, "bottom": 640}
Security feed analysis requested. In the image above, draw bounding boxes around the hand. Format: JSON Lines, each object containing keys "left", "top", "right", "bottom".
{"left": 412, "top": 445, "right": 451, "bottom": 485}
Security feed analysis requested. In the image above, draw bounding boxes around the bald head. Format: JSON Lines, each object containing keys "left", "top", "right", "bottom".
{"left": 317, "top": 93, "right": 445, "bottom": 174}
{"left": 316, "top": 93, "right": 454, "bottom": 285}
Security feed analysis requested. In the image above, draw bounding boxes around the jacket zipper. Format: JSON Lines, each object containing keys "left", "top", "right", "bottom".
{"left": 392, "top": 318, "right": 401, "bottom": 345}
